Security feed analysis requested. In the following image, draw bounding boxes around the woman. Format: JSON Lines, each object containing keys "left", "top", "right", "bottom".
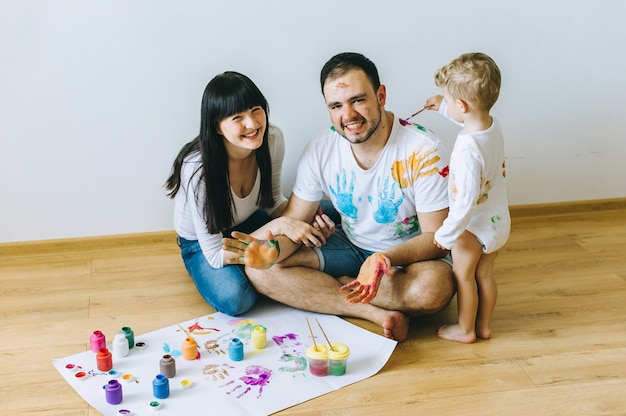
{"left": 165, "top": 71, "right": 318, "bottom": 316}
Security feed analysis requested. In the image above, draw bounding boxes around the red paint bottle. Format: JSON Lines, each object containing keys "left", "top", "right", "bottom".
{"left": 97, "top": 348, "right": 113, "bottom": 371}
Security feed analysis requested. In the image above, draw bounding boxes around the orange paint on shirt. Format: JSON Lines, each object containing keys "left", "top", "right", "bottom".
{"left": 391, "top": 147, "right": 441, "bottom": 188}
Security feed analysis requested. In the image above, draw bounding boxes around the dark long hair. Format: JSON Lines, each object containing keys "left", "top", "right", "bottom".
{"left": 165, "top": 71, "right": 273, "bottom": 233}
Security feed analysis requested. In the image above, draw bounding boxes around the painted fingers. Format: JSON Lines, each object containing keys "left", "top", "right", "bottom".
{"left": 222, "top": 231, "right": 280, "bottom": 269}
{"left": 339, "top": 253, "right": 392, "bottom": 304}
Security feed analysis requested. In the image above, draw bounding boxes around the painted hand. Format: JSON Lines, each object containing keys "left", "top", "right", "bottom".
{"left": 339, "top": 252, "right": 392, "bottom": 303}
{"left": 221, "top": 365, "right": 272, "bottom": 399}
{"left": 222, "top": 231, "right": 280, "bottom": 269}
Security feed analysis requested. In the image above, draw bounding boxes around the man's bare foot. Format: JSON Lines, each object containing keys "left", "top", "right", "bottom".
{"left": 383, "top": 312, "right": 409, "bottom": 342}
{"left": 437, "top": 324, "right": 476, "bottom": 344}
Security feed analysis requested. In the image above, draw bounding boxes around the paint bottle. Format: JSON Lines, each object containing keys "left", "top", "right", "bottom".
{"left": 182, "top": 337, "right": 198, "bottom": 360}
{"left": 120, "top": 327, "right": 134, "bottom": 349}
{"left": 251, "top": 326, "right": 267, "bottom": 349}
{"left": 112, "top": 333, "right": 129, "bottom": 358}
{"left": 228, "top": 338, "right": 244, "bottom": 361}
{"left": 306, "top": 344, "right": 329, "bottom": 377}
{"left": 152, "top": 374, "right": 170, "bottom": 399}
{"left": 159, "top": 354, "right": 176, "bottom": 378}
{"left": 97, "top": 348, "right": 113, "bottom": 372}
{"left": 90, "top": 330, "right": 106, "bottom": 353}
{"left": 327, "top": 343, "right": 350, "bottom": 376}
{"left": 104, "top": 379, "right": 123, "bottom": 404}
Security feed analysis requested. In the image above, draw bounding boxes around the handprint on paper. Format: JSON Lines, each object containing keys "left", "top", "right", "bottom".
{"left": 221, "top": 365, "right": 272, "bottom": 399}
{"left": 272, "top": 333, "right": 307, "bottom": 374}
{"left": 218, "top": 318, "right": 259, "bottom": 343}
{"left": 203, "top": 363, "right": 234, "bottom": 381}
{"left": 329, "top": 169, "right": 359, "bottom": 220}
{"left": 367, "top": 175, "right": 404, "bottom": 223}
{"left": 278, "top": 353, "right": 307, "bottom": 373}
{"left": 204, "top": 339, "right": 226, "bottom": 355}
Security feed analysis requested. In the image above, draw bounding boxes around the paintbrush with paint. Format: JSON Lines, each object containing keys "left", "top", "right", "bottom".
{"left": 399, "top": 105, "right": 435, "bottom": 126}
{"left": 406, "top": 106, "right": 428, "bottom": 120}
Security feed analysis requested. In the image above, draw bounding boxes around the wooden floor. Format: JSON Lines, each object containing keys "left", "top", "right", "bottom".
{"left": 1, "top": 205, "right": 626, "bottom": 415}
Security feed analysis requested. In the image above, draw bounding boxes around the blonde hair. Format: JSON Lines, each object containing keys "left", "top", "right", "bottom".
{"left": 435, "top": 52, "right": 501, "bottom": 110}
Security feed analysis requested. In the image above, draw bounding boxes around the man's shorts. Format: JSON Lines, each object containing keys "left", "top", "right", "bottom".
{"left": 313, "top": 227, "right": 453, "bottom": 278}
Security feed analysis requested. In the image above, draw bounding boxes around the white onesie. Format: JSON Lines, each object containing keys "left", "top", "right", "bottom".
{"left": 434, "top": 102, "right": 511, "bottom": 253}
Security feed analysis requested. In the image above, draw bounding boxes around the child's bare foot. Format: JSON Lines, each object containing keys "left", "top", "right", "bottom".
{"left": 437, "top": 324, "right": 476, "bottom": 344}
{"left": 383, "top": 312, "right": 409, "bottom": 342}
{"left": 475, "top": 324, "right": 492, "bottom": 340}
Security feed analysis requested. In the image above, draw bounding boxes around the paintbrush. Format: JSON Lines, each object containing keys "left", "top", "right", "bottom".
{"left": 177, "top": 323, "right": 191, "bottom": 337}
{"left": 316, "top": 318, "right": 334, "bottom": 351}
{"left": 405, "top": 106, "right": 427, "bottom": 120}
{"left": 305, "top": 317, "right": 318, "bottom": 351}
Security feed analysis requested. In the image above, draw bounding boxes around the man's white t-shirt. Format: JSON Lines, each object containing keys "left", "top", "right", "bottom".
{"left": 293, "top": 116, "right": 450, "bottom": 252}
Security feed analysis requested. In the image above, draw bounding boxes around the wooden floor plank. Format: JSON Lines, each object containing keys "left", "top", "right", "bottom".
{"left": 2, "top": 206, "right": 626, "bottom": 415}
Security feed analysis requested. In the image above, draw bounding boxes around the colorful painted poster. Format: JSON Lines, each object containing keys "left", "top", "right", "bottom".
{"left": 53, "top": 301, "right": 397, "bottom": 415}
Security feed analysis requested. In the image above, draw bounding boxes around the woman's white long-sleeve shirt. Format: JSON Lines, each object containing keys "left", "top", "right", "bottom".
{"left": 173, "top": 125, "right": 287, "bottom": 267}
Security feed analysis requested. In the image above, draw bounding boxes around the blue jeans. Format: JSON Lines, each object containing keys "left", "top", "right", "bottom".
{"left": 314, "top": 200, "right": 453, "bottom": 276}
{"left": 177, "top": 209, "right": 271, "bottom": 316}
{"left": 314, "top": 227, "right": 374, "bottom": 278}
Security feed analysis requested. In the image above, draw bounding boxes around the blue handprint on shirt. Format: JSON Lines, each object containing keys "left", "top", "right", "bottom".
{"left": 329, "top": 169, "right": 359, "bottom": 220}
{"left": 368, "top": 175, "right": 404, "bottom": 223}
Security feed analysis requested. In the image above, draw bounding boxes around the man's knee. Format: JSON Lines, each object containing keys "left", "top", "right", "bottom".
{"left": 404, "top": 262, "right": 454, "bottom": 313}
{"left": 245, "top": 266, "right": 271, "bottom": 288}
{"left": 423, "top": 266, "right": 455, "bottom": 311}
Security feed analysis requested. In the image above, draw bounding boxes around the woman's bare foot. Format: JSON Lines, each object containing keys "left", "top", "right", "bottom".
{"left": 437, "top": 324, "right": 476, "bottom": 344}
{"left": 383, "top": 312, "right": 409, "bottom": 342}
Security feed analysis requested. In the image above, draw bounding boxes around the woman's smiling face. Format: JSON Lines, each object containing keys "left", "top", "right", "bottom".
{"left": 217, "top": 105, "right": 267, "bottom": 151}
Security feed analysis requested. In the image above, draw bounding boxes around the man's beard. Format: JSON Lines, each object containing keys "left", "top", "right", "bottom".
{"left": 338, "top": 107, "right": 383, "bottom": 144}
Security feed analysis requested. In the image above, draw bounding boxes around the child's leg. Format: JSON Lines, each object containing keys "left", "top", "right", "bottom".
{"left": 438, "top": 231, "right": 483, "bottom": 343}
{"left": 475, "top": 251, "right": 498, "bottom": 339}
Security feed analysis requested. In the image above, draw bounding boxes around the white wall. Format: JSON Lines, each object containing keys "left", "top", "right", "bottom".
{"left": 1, "top": 0, "right": 625, "bottom": 243}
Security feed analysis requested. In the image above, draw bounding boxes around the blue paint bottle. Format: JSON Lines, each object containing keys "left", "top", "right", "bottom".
{"left": 152, "top": 374, "right": 170, "bottom": 399}
{"left": 228, "top": 338, "right": 244, "bottom": 361}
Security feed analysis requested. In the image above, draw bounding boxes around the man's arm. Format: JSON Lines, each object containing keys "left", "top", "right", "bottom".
{"left": 223, "top": 194, "right": 326, "bottom": 267}
{"left": 381, "top": 208, "right": 450, "bottom": 266}
{"left": 339, "top": 208, "right": 450, "bottom": 303}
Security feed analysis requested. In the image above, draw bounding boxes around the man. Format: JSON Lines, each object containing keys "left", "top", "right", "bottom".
{"left": 224, "top": 52, "right": 454, "bottom": 342}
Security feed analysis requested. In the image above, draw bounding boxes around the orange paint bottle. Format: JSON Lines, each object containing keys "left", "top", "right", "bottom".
{"left": 182, "top": 337, "right": 198, "bottom": 360}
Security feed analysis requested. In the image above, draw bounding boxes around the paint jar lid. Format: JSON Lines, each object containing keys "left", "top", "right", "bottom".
{"left": 121, "top": 373, "right": 134, "bottom": 383}
{"left": 306, "top": 344, "right": 329, "bottom": 359}
{"left": 327, "top": 343, "right": 350, "bottom": 359}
